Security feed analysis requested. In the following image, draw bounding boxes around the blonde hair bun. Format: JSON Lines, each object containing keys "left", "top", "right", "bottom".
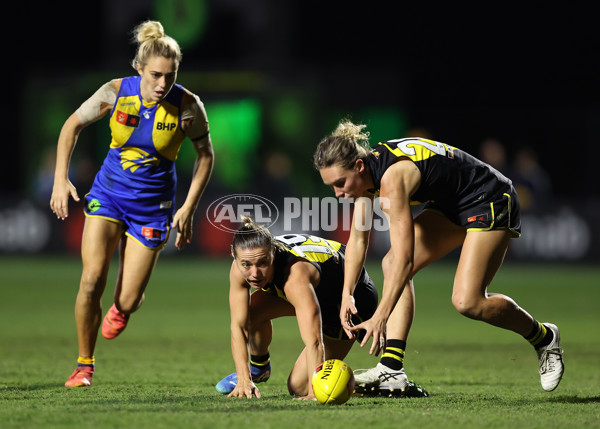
{"left": 130, "top": 20, "right": 182, "bottom": 70}
{"left": 331, "top": 120, "right": 370, "bottom": 144}
{"left": 313, "top": 119, "right": 371, "bottom": 170}
{"left": 133, "top": 20, "right": 165, "bottom": 44}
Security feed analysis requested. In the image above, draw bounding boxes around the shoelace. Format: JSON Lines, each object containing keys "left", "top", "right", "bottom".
{"left": 354, "top": 367, "right": 402, "bottom": 381}
{"left": 539, "top": 347, "right": 562, "bottom": 373}
{"left": 378, "top": 371, "right": 403, "bottom": 382}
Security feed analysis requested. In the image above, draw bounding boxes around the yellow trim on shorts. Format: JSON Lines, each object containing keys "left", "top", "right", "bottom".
{"left": 466, "top": 193, "right": 521, "bottom": 238}
{"left": 85, "top": 211, "right": 169, "bottom": 250}
{"left": 83, "top": 211, "right": 124, "bottom": 225}
{"left": 504, "top": 192, "right": 521, "bottom": 238}
{"left": 466, "top": 201, "right": 495, "bottom": 233}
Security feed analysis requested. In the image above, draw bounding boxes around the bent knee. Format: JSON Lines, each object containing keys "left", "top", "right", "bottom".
{"left": 287, "top": 374, "right": 308, "bottom": 397}
{"left": 451, "top": 293, "right": 484, "bottom": 320}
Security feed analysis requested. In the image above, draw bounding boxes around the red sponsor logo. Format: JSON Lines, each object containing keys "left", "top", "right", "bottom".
{"left": 116, "top": 111, "right": 128, "bottom": 125}
{"left": 467, "top": 215, "right": 486, "bottom": 223}
{"left": 116, "top": 110, "right": 141, "bottom": 128}
{"left": 142, "top": 227, "right": 161, "bottom": 239}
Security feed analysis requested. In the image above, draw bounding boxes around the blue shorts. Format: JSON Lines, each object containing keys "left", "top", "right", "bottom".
{"left": 83, "top": 187, "right": 172, "bottom": 250}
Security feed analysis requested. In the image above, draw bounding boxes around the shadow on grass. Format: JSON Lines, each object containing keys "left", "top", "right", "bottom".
{"left": 0, "top": 384, "right": 317, "bottom": 412}
{"left": 545, "top": 395, "right": 600, "bottom": 404}
{"left": 0, "top": 384, "right": 60, "bottom": 392}
{"left": 430, "top": 392, "right": 600, "bottom": 406}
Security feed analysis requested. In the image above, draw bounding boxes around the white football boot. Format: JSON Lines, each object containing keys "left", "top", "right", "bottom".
{"left": 354, "top": 363, "right": 409, "bottom": 391}
{"left": 537, "top": 323, "right": 564, "bottom": 391}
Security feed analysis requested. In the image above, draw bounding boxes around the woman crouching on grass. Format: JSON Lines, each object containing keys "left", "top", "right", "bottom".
{"left": 314, "top": 119, "right": 564, "bottom": 393}
{"left": 216, "top": 217, "right": 378, "bottom": 399}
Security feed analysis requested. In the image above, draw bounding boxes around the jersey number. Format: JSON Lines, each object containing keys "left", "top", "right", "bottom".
{"left": 277, "top": 234, "right": 339, "bottom": 260}
{"left": 387, "top": 138, "right": 448, "bottom": 157}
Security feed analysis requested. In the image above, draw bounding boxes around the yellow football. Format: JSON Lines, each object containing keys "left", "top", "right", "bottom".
{"left": 312, "top": 359, "right": 355, "bottom": 405}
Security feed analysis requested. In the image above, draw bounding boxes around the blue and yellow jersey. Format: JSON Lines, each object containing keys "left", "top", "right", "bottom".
{"left": 366, "top": 138, "right": 513, "bottom": 212}
{"left": 94, "top": 76, "right": 187, "bottom": 215}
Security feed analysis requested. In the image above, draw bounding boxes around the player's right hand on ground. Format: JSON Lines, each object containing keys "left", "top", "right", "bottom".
{"left": 228, "top": 379, "right": 261, "bottom": 399}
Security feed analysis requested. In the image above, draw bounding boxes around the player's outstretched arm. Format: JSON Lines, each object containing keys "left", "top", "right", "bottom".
{"left": 284, "top": 261, "right": 323, "bottom": 400}
{"left": 227, "top": 262, "right": 260, "bottom": 399}
{"left": 350, "top": 162, "right": 418, "bottom": 355}
{"left": 339, "top": 196, "right": 373, "bottom": 339}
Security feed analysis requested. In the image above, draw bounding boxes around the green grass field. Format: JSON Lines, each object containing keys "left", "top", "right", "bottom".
{"left": 1, "top": 255, "right": 599, "bottom": 428}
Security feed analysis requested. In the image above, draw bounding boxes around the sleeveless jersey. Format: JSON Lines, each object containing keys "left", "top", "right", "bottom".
{"left": 366, "top": 138, "right": 513, "bottom": 212}
{"left": 93, "top": 76, "right": 187, "bottom": 217}
{"left": 260, "top": 233, "right": 378, "bottom": 340}
{"left": 261, "top": 234, "right": 370, "bottom": 304}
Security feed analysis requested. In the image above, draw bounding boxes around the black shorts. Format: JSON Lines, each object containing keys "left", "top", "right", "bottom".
{"left": 423, "top": 186, "right": 521, "bottom": 238}
{"left": 320, "top": 271, "right": 378, "bottom": 342}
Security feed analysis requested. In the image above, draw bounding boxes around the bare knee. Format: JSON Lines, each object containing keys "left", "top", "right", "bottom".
{"left": 78, "top": 269, "right": 107, "bottom": 300}
{"left": 451, "top": 292, "right": 484, "bottom": 320}
{"left": 287, "top": 373, "right": 308, "bottom": 397}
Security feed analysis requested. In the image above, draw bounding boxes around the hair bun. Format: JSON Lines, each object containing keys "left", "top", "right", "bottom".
{"left": 241, "top": 216, "right": 255, "bottom": 228}
{"left": 134, "top": 20, "right": 165, "bottom": 44}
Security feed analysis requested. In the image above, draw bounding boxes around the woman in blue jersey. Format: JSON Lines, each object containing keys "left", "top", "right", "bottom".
{"left": 313, "top": 120, "right": 564, "bottom": 393}
{"left": 215, "top": 217, "right": 378, "bottom": 399}
{"left": 50, "top": 20, "right": 214, "bottom": 387}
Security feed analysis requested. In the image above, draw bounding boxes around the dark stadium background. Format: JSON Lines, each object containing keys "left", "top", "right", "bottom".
{"left": 3, "top": 2, "right": 599, "bottom": 260}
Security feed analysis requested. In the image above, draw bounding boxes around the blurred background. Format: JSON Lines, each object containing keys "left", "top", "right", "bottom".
{"left": 2, "top": 1, "right": 599, "bottom": 262}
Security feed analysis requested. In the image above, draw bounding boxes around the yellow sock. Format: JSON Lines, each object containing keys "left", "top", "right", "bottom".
{"left": 77, "top": 356, "right": 95, "bottom": 366}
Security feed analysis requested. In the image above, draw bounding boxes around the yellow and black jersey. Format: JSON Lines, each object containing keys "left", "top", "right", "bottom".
{"left": 262, "top": 234, "right": 347, "bottom": 302}
{"left": 367, "top": 138, "right": 521, "bottom": 235}
{"left": 260, "top": 234, "right": 378, "bottom": 339}
{"left": 367, "top": 138, "right": 511, "bottom": 208}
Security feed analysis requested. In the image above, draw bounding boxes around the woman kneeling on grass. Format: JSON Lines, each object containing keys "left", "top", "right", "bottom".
{"left": 215, "top": 217, "right": 378, "bottom": 399}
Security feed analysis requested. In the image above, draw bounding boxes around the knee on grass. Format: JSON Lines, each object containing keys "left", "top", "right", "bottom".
{"left": 287, "top": 373, "right": 308, "bottom": 397}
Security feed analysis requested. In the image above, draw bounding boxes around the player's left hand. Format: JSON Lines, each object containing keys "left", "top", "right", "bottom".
{"left": 349, "top": 315, "right": 387, "bottom": 356}
{"left": 171, "top": 206, "right": 194, "bottom": 250}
